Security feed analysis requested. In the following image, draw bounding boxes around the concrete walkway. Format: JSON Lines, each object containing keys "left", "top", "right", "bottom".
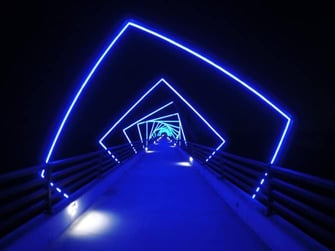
{"left": 48, "top": 138, "right": 270, "bottom": 251}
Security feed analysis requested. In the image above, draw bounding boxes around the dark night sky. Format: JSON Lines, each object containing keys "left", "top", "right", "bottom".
{"left": 2, "top": 1, "right": 334, "bottom": 179}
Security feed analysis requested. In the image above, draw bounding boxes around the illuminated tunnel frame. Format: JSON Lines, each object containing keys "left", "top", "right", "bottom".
{"left": 43, "top": 19, "right": 292, "bottom": 199}
{"left": 149, "top": 122, "right": 176, "bottom": 138}
{"left": 141, "top": 116, "right": 186, "bottom": 143}
{"left": 126, "top": 117, "right": 181, "bottom": 153}
{"left": 120, "top": 101, "right": 176, "bottom": 155}
{"left": 100, "top": 78, "right": 225, "bottom": 161}
{"left": 149, "top": 121, "right": 181, "bottom": 139}
{"left": 139, "top": 120, "right": 181, "bottom": 145}
{"left": 116, "top": 101, "right": 176, "bottom": 156}
{"left": 138, "top": 119, "right": 182, "bottom": 142}
{"left": 127, "top": 112, "right": 187, "bottom": 150}
{"left": 128, "top": 114, "right": 183, "bottom": 145}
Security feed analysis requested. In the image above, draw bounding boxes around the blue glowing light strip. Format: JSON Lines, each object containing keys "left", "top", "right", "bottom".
{"left": 127, "top": 21, "right": 291, "bottom": 165}
{"left": 135, "top": 20, "right": 292, "bottom": 197}
{"left": 164, "top": 79, "right": 225, "bottom": 142}
{"left": 149, "top": 121, "right": 178, "bottom": 138}
{"left": 157, "top": 122, "right": 180, "bottom": 129}
{"left": 137, "top": 123, "right": 144, "bottom": 144}
{"left": 117, "top": 76, "right": 222, "bottom": 160}
{"left": 177, "top": 114, "right": 187, "bottom": 143}
{"left": 149, "top": 121, "right": 156, "bottom": 141}
{"left": 45, "top": 18, "right": 291, "bottom": 166}
{"left": 154, "top": 124, "right": 174, "bottom": 136}
{"left": 134, "top": 113, "right": 186, "bottom": 144}
{"left": 252, "top": 172, "right": 269, "bottom": 199}
{"left": 134, "top": 113, "right": 179, "bottom": 125}
{"left": 252, "top": 119, "right": 292, "bottom": 199}
{"left": 45, "top": 22, "right": 131, "bottom": 164}
{"left": 123, "top": 102, "right": 174, "bottom": 131}
{"left": 39, "top": 170, "right": 69, "bottom": 199}
{"left": 44, "top": 19, "right": 292, "bottom": 200}
{"left": 99, "top": 89, "right": 173, "bottom": 154}
{"left": 137, "top": 120, "right": 180, "bottom": 146}
{"left": 146, "top": 122, "right": 148, "bottom": 146}
{"left": 160, "top": 78, "right": 226, "bottom": 159}
{"left": 123, "top": 130, "right": 138, "bottom": 154}
{"left": 155, "top": 122, "right": 179, "bottom": 137}
{"left": 149, "top": 122, "right": 159, "bottom": 139}
{"left": 140, "top": 120, "right": 177, "bottom": 130}
{"left": 124, "top": 113, "right": 181, "bottom": 151}
{"left": 142, "top": 117, "right": 186, "bottom": 142}
{"left": 119, "top": 103, "right": 175, "bottom": 153}
{"left": 205, "top": 141, "right": 225, "bottom": 162}
{"left": 148, "top": 120, "right": 180, "bottom": 123}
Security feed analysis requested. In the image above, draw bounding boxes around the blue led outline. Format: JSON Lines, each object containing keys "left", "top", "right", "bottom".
{"left": 154, "top": 122, "right": 180, "bottom": 131}
{"left": 129, "top": 21, "right": 292, "bottom": 198}
{"left": 136, "top": 123, "right": 144, "bottom": 145}
{"left": 99, "top": 91, "right": 173, "bottom": 152}
{"left": 127, "top": 21, "right": 292, "bottom": 165}
{"left": 135, "top": 120, "right": 175, "bottom": 150}
{"left": 45, "top": 22, "right": 131, "bottom": 164}
{"left": 45, "top": 20, "right": 291, "bottom": 165}
{"left": 152, "top": 122, "right": 175, "bottom": 137}
{"left": 120, "top": 102, "right": 175, "bottom": 154}
{"left": 157, "top": 125, "right": 174, "bottom": 137}
{"left": 43, "top": 19, "right": 292, "bottom": 199}
{"left": 145, "top": 119, "right": 180, "bottom": 123}
{"left": 122, "top": 113, "right": 178, "bottom": 150}
{"left": 39, "top": 169, "right": 69, "bottom": 199}
{"left": 176, "top": 113, "right": 187, "bottom": 144}
{"left": 138, "top": 119, "right": 183, "bottom": 142}
{"left": 148, "top": 121, "right": 181, "bottom": 139}
{"left": 126, "top": 117, "right": 181, "bottom": 155}
{"left": 124, "top": 112, "right": 185, "bottom": 152}
{"left": 136, "top": 120, "right": 181, "bottom": 147}
{"left": 104, "top": 101, "right": 174, "bottom": 157}
{"left": 125, "top": 110, "right": 195, "bottom": 149}
{"left": 146, "top": 122, "right": 148, "bottom": 146}
{"left": 150, "top": 122, "right": 163, "bottom": 139}
{"left": 123, "top": 102, "right": 174, "bottom": 131}
{"left": 102, "top": 78, "right": 225, "bottom": 161}
{"left": 161, "top": 79, "right": 226, "bottom": 144}
{"left": 130, "top": 112, "right": 180, "bottom": 126}
{"left": 149, "top": 121, "right": 156, "bottom": 142}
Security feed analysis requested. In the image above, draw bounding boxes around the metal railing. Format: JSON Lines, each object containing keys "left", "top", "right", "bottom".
{"left": 1, "top": 140, "right": 334, "bottom": 249}
{"left": 182, "top": 141, "right": 335, "bottom": 249}
{"left": 0, "top": 142, "right": 142, "bottom": 240}
{"left": 0, "top": 165, "right": 46, "bottom": 239}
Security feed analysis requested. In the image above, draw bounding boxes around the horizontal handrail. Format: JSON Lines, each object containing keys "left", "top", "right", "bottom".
{"left": 0, "top": 141, "right": 144, "bottom": 241}
{"left": 270, "top": 165, "right": 335, "bottom": 190}
{"left": 0, "top": 165, "right": 42, "bottom": 184}
{"left": 182, "top": 141, "right": 335, "bottom": 249}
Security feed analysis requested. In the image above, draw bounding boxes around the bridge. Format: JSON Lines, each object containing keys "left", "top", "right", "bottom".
{"left": 1, "top": 135, "right": 334, "bottom": 250}
{"left": 1, "top": 19, "right": 334, "bottom": 250}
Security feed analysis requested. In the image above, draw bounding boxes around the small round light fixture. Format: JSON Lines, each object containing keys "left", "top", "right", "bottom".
{"left": 67, "top": 201, "right": 78, "bottom": 217}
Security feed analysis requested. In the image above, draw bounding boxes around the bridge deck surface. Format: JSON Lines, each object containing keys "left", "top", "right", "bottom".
{"left": 48, "top": 139, "right": 269, "bottom": 250}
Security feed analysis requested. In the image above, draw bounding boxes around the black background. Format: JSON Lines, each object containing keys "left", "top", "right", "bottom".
{"left": 2, "top": 1, "right": 334, "bottom": 179}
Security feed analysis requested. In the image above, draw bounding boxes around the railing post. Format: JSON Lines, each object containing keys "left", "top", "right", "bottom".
{"left": 221, "top": 160, "right": 227, "bottom": 180}
{"left": 99, "top": 150, "right": 105, "bottom": 177}
{"left": 266, "top": 164, "right": 273, "bottom": 216}
{"left": 45, "top": 164, "right": 53, "bottom": 214}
